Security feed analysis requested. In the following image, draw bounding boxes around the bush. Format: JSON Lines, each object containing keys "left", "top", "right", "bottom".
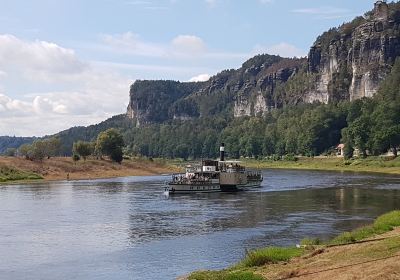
{"left": 5, "top": 148, "right": 16, "bottom": 157}
{"left": 283, "top": 154, "right": 298, "bottom": 161}
{"left": 374, "top": 210, "right": 400, "bottom": 232}
{"left": 0, "top": 166, "right": 42, "bottom": 182}
{"left": 300, "top": 237, "right": 321, "bottom": 246}
{"left": 241, "top": 247, "right": 304, "bottom": 267}
{"left": 72, "top": 154, "right": 80, "bottom": 162}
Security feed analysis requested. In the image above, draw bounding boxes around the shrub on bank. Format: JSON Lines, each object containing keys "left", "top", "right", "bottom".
{"left": 300, "top": 237, "right": 321, "bottom": 246}
{"left": 240, "top": 247, "right": 304, "bottom": 267}
{"left": 0, "top": 166, "right": 42, "bottom": 182}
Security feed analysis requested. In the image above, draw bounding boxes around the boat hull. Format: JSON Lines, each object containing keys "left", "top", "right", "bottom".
{"left": 166, "top": 183, "right": 221, "bottom": 194}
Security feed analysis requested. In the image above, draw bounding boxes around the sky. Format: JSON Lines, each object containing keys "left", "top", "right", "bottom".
{"left": 0, "top": 0, "right": 374, "bottom": 136}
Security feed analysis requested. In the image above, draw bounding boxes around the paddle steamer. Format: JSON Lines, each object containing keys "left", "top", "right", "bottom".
{"left": 166, "top": 144, "right": 263, "bottom": 194}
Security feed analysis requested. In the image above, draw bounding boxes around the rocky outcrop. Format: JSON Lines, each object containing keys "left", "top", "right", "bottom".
{"left": 307, "top": 1, "right": 400, "bottom": 102}
{"left": 126, "top": 80, "right": 204, "bottom": 126}
{"left": 127, "top": 55, "right": 304, "bottom": 124}
{"left": 126, "top": 1, "right": 400, "bottom": 124}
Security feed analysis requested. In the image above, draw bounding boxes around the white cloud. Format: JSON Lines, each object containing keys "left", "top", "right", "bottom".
{"left": 0, "top": 34, "right": 132, "bottom": 136}
{"left": 291, "top": 7, "right": 350, "bottom": 19}
{"left": 189, "top": 74, "right": 211, "bottom": 82}
{"left": 100, "top": 32, "right": 208, "bottom": 58}
{"left": 100, "top": 32, "right": 166, "bottom": 57}
{"left": 0, "top": 34, "right": 87, "bottom": 83}
{"left": 254, "top": 42, "right": 306, "bottom": 58}
{"left": 171, "top": 35, "right": 207, "bottom": 56}
{"left": 99, "top": 32, "right": 252, "bottom": 64}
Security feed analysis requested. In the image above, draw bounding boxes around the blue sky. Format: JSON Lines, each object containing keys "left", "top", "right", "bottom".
{"left": 0, "top": 0, "right": 374, "bottom": 136}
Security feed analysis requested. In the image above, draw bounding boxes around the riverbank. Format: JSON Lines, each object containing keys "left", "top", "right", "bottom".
{"left": 243, "top": 156, "right": 400, "bottom": 175}
{"left": 0, "top": 156, "right": 179, "bottom": 182}
{"left": 187, "top": 211, "right": 400, "bottom": 280}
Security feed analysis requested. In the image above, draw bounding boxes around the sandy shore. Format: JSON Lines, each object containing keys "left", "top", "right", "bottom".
{"left": 0, "top": 156, "right": 180, "bottom": 182}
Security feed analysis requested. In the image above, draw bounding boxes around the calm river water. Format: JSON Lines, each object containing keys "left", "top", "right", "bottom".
{"left": 1, "top": 169, "right": 400, "bottom": 280}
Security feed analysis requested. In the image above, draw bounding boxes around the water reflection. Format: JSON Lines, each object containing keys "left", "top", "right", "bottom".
{"left": 1, "top": 170, "right": 400, "bottom": 280}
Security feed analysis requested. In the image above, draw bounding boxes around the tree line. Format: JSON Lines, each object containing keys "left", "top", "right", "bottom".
{"left": 10, "top": 129, "right": 125, "bottom": 164}
{"left": 122, "top": 59, "right": 400, "bottom": 160}
{"left": 9, "top": 61, "right": 400, "bottom": 162}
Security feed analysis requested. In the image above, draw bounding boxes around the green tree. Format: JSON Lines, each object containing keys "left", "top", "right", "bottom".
{"left": 30, "top": 140, "right": 47, "bottom": 161}
{"left": 347, "top": 115, "right": 371, "bottom": 157}
{"left": 5, "top": 148, "right": 16, "bottom": 157}
{"left": 73, "top": 141, "right": 94, "bottom": 160}
{"left": 342, "top": 128, "right": 354, "bottom": 160}
{"left": 44, "top": 137, "right": 62, "bottom": 158}
{"left": 370, "top": 103, "right": 400, "bottom": 157}
{"left": 96, "top": 128, "right": 124, "bottom": 163}
{"left": 19, "top": 144, "right": 32, "bottom": 159}
{"left": 72, "top": 153, "right": 80, "bottom": 162}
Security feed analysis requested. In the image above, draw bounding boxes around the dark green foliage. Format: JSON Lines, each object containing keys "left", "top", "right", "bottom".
{"left": 5, "top": 148, "right": 16, "bottom": 157}
{"left": 0, "top": 166, "right": 42, "bottom": 182}
{"left": 72, "top": 153, "right": 80, "bottom": 162}
{"left": 130, "top": 80, "right": 204, "bottom": 123}
{"left": 316, "top": 28, "right": 341, "bottom": 53}
{"left": 19, "top": 144, "right": 32, "bottom": 159}
{"left": 241, "top": 247, "right": 304, "bottom": 267}
{"left": 72, "top": 141, "right": 94, "bottom": 160}
{"left": 96, "top": 128, "right": 124, "bottom": 163}
{"left": 241, "top": 53, "right": 282, "bottom": 70}
{"left": 342, "top": 58, "right": 400, "bottom": 158}
{"left": 0, "top": 136, "right": 36, "bottom": 154}
{"left": 18, "top": 137, "right": 62, "bottom": 161}
{"left": 168, "top": 98, "right": 199, "bottom": 118}
{"left": 55, "top": 114, "right": 134, "bottom": 156}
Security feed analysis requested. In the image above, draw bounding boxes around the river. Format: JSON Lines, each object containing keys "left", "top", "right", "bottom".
{"left": 1, "top": 169, "right": 400, "bottom": 280}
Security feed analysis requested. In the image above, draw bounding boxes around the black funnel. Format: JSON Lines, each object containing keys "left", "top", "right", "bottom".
{"left": 220, "top": 143, "right": 225, "bottom": 161}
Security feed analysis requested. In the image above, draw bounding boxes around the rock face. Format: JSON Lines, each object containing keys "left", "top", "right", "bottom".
{"left": 127, "top": 1, "right": 400, "bottom": 124}
{"left": 127, "top": 80, "right": 204, "bottom": 126}
{"left": 307, "top": 1, "right": 400, "bottom": 103}
{"left": 127, "top": 55, "right": 304, "bottom": 124}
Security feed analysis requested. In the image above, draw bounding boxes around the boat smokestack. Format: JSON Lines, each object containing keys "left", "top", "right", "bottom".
{"left": 220, "top": 143, "right": 225, "bottom": 161}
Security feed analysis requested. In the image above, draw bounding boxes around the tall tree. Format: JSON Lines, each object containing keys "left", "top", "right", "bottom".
{"left": 96, "top": 129, "right": 124, "bottom": 163}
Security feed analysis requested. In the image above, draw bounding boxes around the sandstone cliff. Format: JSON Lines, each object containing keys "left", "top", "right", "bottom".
{"left": 127, "top": 1, "right": 400, "bottom": 125}
{"left": 307, "top": 1, "right": 400, "bottom": 103}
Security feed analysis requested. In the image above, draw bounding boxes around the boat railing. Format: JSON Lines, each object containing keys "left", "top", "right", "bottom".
{"left": 246, "top": 170, "right": 263, "bottom": 180}
{"left": 170, "top": 174, "right": 213, "bottom": 185}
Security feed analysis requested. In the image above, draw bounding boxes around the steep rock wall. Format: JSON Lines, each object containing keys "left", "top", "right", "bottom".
{"left": 307, "top": 1, "right": 400, "bottom": 103}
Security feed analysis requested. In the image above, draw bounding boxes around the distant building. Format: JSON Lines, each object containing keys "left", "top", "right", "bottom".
{"left": 374, "top": 0, "right": 389, "bottom": 21}
{"left": 336, "top": 144, "right": 345, "bottom": 157}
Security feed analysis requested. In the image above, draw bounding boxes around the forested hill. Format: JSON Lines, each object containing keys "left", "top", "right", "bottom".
{"left": 2, "top": 1, "right": 400, "bottom": 158}
{"left": 0, "top": 136, "right": 37, "bottom": 154}
{"left": 127, "top": 1, "right": 400, "bottom": 126}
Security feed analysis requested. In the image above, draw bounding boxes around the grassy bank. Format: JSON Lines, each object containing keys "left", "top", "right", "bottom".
{"left": 0, "top": 156, "right": 179, "bottom": 182}
{"left": 243, "top": 156, "right": 400, "bottom": 175}
{"left": 188, "top": 211, "right": 400, "bottom": 280}
{"left": 0, "top": 166, "right": 42, "bottom": 182}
